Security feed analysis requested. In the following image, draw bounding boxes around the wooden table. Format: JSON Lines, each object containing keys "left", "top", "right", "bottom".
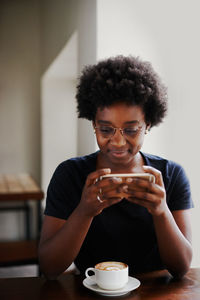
{"left": 0, "top": 268, "right": 200, "bottom": 300}
{"left": 0, "top": 173, "right": 44, "bottom": 267}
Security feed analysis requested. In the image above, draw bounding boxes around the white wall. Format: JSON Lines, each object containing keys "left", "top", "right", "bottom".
{"left": 41, "top": 32, "right": 78, "bottom": 193}
{"left": 97, "top": 0, "right": 200, "bottom": 266}
{"left": 41, "top": 77, "right": 78, "bottom": 192}
{"left": 77, "top": 0, "right": 97, "bottom": 157}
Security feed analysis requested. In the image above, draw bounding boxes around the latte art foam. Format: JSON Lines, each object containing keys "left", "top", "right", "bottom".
{"left": 95, "top": 261, "right": 127, "bottom": 271}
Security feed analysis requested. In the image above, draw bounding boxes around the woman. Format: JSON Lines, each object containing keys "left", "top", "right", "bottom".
{"left": 39, "top": 56, "right": 193, "bottom": 280}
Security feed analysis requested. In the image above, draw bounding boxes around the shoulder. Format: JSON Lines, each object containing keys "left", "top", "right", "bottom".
{"left": 48, "top": 151, "right": 98, "bottom": 192}
{"left": 67, "top": 151, "right": 99, "bottom": 167}
{"left": 142, "top": 152, "right": 193, "bottom": 210}
{"left": 142, "top": 152, "right": 184, "bottom": 176}
{"left": 54, "top": 151, "right": 98, "bottom": 176}
{"left": 141, "top": 151, "right": 190, "bottom": 190}
{"left": 45, "top": 152, "right": 99, "bottom": 219}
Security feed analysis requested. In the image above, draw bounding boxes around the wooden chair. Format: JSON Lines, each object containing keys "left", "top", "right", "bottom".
{"left": 0, "top": 174, "right": 44, "bottom": 271}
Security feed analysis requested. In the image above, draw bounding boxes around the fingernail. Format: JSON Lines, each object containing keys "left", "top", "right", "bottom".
{"left": 113, "top": 177, "right": 122, "bottom": 183}
{"left": 104, "top": 168, "right": 111, "bottom": 173}
{"left": 123, "top": 185, "right": 128, "bottom": 192}
{"left": 126, "top": 178, "right": 133, "bottom": 183}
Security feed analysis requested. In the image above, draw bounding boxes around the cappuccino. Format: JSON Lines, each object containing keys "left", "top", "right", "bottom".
{"left": 85, "top": 261, "right": 129, "bottom": 290}
{"left": 95, "top": 261, "right": 127, "bottom": 271}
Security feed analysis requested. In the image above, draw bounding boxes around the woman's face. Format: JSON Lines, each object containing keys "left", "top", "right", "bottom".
{"left": 94, "top": 102, "right": 149, "bottom": 166}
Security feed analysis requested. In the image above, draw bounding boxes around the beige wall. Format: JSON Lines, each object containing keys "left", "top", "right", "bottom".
{"left": 0, "top": 0, "right": 41, "bottom": 239}
{"left": 0, "top": 0, "right": 97, "bottom": 189}
{"left": 1, "top": 0, "right": 199, "bottom": 267}
{"left": 0, "top": 0, "right": 97, "bottom": 239}
{"left": 0, "top": 0, "right": 41, "bottom": 182}
{"left": 40, "top": 0, "right": 97, "bottom": 192}
{"left": 40, "top": 0, "right": 79, "bottom": 74}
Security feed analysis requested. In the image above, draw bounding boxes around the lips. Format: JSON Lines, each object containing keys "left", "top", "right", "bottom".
{"left": 108, "top": 149, "right": 129, "bottom": 158}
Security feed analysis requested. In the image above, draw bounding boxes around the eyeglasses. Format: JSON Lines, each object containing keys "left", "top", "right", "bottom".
{"left": 94, "top": 124, "right": 144, "bottom": 139}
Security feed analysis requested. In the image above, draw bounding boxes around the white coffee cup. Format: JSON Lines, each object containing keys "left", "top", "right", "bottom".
{"left": 85, "top": 261, "right": 128, "bottom": 290}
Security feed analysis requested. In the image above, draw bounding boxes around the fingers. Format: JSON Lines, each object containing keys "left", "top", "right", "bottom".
{"left": 97, "top": 177, "right": 123, "bottom": 193}
{"left": 101, "top": 189, "right": 123, "bottom": 200}
{"left": 84, "top": 167, "right": 166, "bottom": 216}
{"left": 125, "top": 177, "right": 165, "bottom": 200}
{"left": 83, "top": 170, "right": 124, "bottom": 216}
{"left": 126, "top": 196, "right": 156, "bottom": 214}
{"left": 127, "top": 191, "right": 166, "bottom": 215}
{"left": 91, "top": 174, "right": 124, "bottom": 198}
{"left": 142, "top": 165, "right": 164, "bottom": 187}
{"left": 127, "top": 189, "right": 158, "bottom": 202}
{"left": 86, "top": 168, "right": 111, "bottom": 186}
{"left": 96, "top": 188, "right": 123, "bottom": 211}
{"left": 122, "top": 167, "right": 166, "bottom": 215}
{"left": 104, "top": 197, "right": 123, "bottom": 207}
{"left": 124, "top": 176, "right": 155, "bottom": 193}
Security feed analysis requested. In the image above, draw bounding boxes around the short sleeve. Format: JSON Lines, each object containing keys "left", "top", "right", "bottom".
{"left": 166, "top": 163, "right": 193, "bottom": 211}
{"left": 44, "top": 161, "right": 81, "bottom": 220}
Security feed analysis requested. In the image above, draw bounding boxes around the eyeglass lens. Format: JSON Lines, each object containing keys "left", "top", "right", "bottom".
{"left": 96, "top": 126, "right": 141, "bottom": 138}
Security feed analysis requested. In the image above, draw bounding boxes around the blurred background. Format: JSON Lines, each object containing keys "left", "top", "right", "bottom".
{"left": 0, "top": 0, "right": 199, "bottom": 275}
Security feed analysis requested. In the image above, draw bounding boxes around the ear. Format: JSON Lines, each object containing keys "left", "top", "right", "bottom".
{"left": 145, "top": 123, "right": 151, "bottom": 134}
{"left": 92, "top": 121, "right": 96, "bottom": 133}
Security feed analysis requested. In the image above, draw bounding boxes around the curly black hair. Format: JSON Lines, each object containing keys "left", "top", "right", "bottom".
{"left": 76, "top": 55, "right": 167, "bottom": 127}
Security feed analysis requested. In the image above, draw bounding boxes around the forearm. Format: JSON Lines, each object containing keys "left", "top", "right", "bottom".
{"left": 153, "top": 209, "right": 192, "bottom": 278}
{"left": 39, "top": 208, "right": 93, "bottom": 279}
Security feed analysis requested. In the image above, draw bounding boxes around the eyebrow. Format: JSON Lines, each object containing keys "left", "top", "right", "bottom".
{"left": 97, "top": 120, "right": 140, "bottom": 125}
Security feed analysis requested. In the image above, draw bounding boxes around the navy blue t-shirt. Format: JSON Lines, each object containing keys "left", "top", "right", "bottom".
{"left": 44, "top": 151, "right": 193, "bottom": 274}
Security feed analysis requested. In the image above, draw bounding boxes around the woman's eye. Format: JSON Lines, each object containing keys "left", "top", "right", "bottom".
{"left": 124, "top": 128, "right": 138, "bottom": 135}
{"left": 100, "top": 127, "right": 113, "bottom": 133}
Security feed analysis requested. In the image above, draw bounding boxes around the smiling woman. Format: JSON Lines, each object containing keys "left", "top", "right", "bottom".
{"left": 93, "top": 104, "right": 148, "bottom": 169}
{"left": 38, "top": 56, "right": 193, "bottom": 280}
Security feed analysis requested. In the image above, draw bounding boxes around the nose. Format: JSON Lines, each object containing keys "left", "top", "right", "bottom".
{"left": 110, "top": 128, "right": 126, "bottom": 146}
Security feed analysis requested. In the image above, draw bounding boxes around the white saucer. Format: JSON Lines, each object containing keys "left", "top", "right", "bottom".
{"left": 83, "top": 275, "right": 140, "bottom": 297}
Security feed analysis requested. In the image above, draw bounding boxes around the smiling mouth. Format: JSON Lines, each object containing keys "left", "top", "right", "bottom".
{"left": 109, "top": 150, "right": 129, "bottom": 157}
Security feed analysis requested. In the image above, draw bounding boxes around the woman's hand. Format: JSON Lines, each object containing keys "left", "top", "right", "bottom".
{"left": 77, "top": 168, "right": 124, "bottom": 217}
{"left": 125, "top": 166, "right": 168, "bottom": 216}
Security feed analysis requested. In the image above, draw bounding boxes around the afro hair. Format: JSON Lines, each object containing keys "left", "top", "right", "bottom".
{"left": 76, "top": 55, "right": 167, "bottom": 127}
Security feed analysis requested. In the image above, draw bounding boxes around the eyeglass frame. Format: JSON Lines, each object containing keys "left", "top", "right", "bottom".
{"left": 94, "top": 122, "right": 146, "bottom": 139}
